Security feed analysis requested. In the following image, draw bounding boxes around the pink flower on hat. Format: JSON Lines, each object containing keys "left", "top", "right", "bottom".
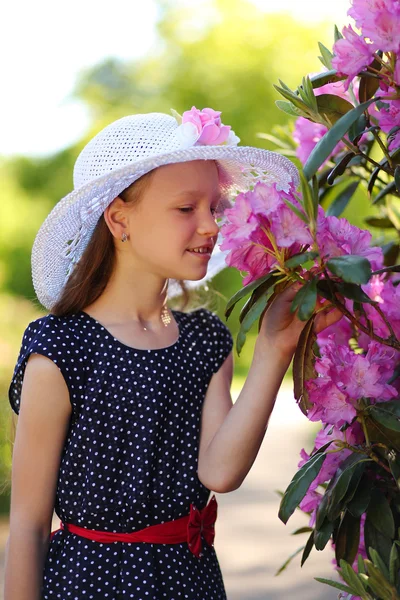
{"left": 174, "top": 106, "right": 240, "bottom": 147}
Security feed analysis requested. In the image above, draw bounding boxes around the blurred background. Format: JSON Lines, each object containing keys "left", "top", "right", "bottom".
{"left": 1, "top": 0, "right": 365, "bottom": 597}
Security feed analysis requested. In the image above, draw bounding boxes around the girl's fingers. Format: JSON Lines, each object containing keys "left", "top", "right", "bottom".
{"left": 314, "top": 307, "right": 342, "bottom": 333}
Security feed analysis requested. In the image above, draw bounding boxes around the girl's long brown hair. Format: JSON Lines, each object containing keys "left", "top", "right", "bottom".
{"left": 50, "top": 170, "right": 193, "bottom": 317}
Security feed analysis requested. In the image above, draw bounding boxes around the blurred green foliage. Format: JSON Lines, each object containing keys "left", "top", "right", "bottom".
{"left": 0, "top": 0, "right": 357, "bottom": 511}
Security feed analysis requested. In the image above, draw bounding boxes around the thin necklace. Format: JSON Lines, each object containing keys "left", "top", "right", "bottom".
{"left": 143, "top": 305, "right": 172, "bottom": 331}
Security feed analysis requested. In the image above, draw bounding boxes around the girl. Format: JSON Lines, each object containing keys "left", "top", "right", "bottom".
{"left": 4, "top": 108, "right": 339, "bottom": 600}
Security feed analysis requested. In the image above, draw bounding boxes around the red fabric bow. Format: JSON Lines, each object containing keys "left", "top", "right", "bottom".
{"left": 187, "top": 494, "right": 218, "bottom": 558}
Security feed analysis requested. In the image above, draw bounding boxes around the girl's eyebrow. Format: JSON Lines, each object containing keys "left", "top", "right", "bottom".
{"left": 174, "top": 190, "right": 222, "bottom": 202}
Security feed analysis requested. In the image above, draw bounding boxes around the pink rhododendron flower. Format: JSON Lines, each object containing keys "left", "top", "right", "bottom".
{"left": 293, "top": 118, "right": 347, "bottom": 165}
{"left": 348, "top": 0, "right": 389, "bottom": 30}
{"left": 220, "top": 193, "right": 258, "bottom": 248}
{"left": 332, "top": 25, "right": 375, "bottom": 90}
{"left": 361, "top": 278, "right": 400, "bottom": 339}
{"left": 180, "top": 106, "right": 232, "bottom": 146}
{"left": 341, "top": 354, "right": 398, "bottom": 399}
{"left": 220, "top": 182, "right": 313, "bottom": 285}
{"left": 247, "top": 181, "right": 282, "bottom": 217}
{"left": 375, "top": 98, "right": 400, "bottom": 150}
{"left": 307, "top": 379, "right": 357, "bottom": 426}
{"left": 317, "top": 215, "right": 384, "bottom": 270}
{"left": 364, "top": 274, "right": 385, "bottom": 303}
{"left": 224, "top": 227, "right": 278, "bottom": 285}
{"left": 270, "top": 204, "right": 313, "bottom": 248}
{"left": 351, "top": 0, "right": 400, "bottom": 53}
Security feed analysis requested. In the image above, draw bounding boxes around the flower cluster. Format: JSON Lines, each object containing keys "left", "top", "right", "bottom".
{"left": 220, "top": 180, "right": 384, "bottom": 284}
{"left": 331, "top": 0, "right": 400, "bottom": 150}
{"left": 220, "top": 181, "right": 310, "bottom": 285}
{"left": 293, "top": 78, "right": 351, "bottom": 164}
{"left": 172, "top": 106, "right": 240, "bottom": 148}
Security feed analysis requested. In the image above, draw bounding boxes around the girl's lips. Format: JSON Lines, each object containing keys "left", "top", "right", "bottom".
{"left": 186, "top": 249, "right": 212, "bottom": 259}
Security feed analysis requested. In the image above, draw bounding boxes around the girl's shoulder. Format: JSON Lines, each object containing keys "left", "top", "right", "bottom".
{"left": 8, "top": 312, "right": 85, "bottom": 415}
{"left": 182, "top": 307, "right": 233, "bottom": 374}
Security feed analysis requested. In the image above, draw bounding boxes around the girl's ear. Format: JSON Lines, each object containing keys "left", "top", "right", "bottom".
{"left": 103, "top": 197, "right": 128, "bottom": 239}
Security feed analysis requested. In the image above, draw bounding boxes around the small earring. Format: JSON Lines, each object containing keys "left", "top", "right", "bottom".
{"left": 121, "top": 232, "right": 128, "bottom": 242}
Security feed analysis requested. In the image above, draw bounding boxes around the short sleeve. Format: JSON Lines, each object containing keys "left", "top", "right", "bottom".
{"left": 200, "top": 309, "right": 233, "bottom": 374}
{"left": 8, "top": 315, "right": 77, "bottom": 415}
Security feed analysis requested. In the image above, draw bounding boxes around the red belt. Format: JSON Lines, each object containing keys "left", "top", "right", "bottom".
{"left": 50, "top": 494, "right": 217, "bottom": 559}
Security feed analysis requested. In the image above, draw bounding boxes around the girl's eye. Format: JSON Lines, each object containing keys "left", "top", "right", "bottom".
{"left": 178, "top": 206, "right": 220, "bottom": 215}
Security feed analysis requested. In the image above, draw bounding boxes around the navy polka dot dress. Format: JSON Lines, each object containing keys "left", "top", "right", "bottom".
{"left": 8, "top": 307, "right": 233, "bottom": 599}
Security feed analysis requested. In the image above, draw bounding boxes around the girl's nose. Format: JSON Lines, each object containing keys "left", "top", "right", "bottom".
{"left": 197, "top": 210, "right": 220, "bottom": 238}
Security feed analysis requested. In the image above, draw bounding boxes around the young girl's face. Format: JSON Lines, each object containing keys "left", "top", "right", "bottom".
{"left": 122, "top": 160, "right": 221, "bottom": 282}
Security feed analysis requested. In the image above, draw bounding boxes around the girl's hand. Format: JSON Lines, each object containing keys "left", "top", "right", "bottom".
{"left": 258, "top": 282, "right": 342, "bottom": 357}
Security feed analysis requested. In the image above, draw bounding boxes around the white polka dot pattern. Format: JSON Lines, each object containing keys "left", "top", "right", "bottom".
{"left": 8, "top": 308, "right": 233, "bottom": 599}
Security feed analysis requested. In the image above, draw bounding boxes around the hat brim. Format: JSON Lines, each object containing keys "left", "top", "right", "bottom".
{"left": 32, "top": 144, "right": 299, "bottom": 310}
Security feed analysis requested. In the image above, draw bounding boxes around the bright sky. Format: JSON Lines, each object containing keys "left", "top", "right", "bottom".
{"left": 1, "top": 0, "right": 351, "bottom": 158}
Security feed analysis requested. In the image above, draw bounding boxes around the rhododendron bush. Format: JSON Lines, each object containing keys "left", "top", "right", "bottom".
{"left": 222, "top": 1, "right": 400, "bottom": 598}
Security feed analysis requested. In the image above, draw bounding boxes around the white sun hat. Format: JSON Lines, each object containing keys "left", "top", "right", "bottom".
{"left": 31, "top": 108, "right": 299, "bottom": 310}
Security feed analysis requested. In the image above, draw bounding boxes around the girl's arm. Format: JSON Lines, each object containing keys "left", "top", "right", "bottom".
{"left": 197, "top": 284, "right": 341, "bottom": 493}
{"left": 4, "top": 354, "right": 72, "bottom": 600}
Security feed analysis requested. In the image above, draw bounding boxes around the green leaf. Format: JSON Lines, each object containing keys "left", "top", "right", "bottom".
{"left": 358, "top": 56, "right": 382, "bottom": 103}
{"left": 316, "top": 94, "right": 354, "bottom": 126}
{"left": 225, "top": 272, "right": 277, "bottom": 319}
{"left": 275, "top": 545, "right": 305, "bottom": 576}
{"left": 273, "top": 84, "right": 310, "bottom": 113}
{"left": 236, "top": 292, "right": 272, "bottom": 355}
{"left": 303, "top": 97, "right": 377, "bottom": 180}
{"left": 326, "top": 181, "right": 359, "bottom": 217}
{"left": 365, "top": 216, "right": 395, "bottom": 228}
{"left": 327, "top": 255, "right": 372, "bottom": 285}
{"left": 239, "top": 276, "right": 279, "bottom": 324}
{"left": 309, "top": 70, "right": 346, "bottom": 89}
{"left": 283, "top": 198, "right": 308, "bottom": 223}
{"left": 388, "top": 451, "right": 400, "bottom": 490}
{"left": 369, "top": 405, "right": 400, "bottom": 433}
{"left": 382, "top": 242, "right": 399, "bottom": 267}
{"left": 298, "top": 76, "right": 318, "bottom": 113}
{"left": 291, "top": 526, "right": 314, "bottom": 535}
{"left": 314, "top": 518, "right": 335, "bottom": 551}
{"left": 293, "top": 314, "right": 317, "bottom": 416}
{"left": 348, "top": 114, "right": 368, "bottom": 143}
{"left": 335, "top": 281, "right": 374, "bottom": 304}
{"left": 318, "top": 42, "right": 334, "bottom": 70}
{"left": 328, "top": 454, "right": 369, "bottom": 521}
{"left": 372, "top": 180, "right": 397, "bottom": 205}
{"left": 170, "top": 108, "right": 182, "bottom": 124}
{"left": 367, "top": 488, "right": 395, "bottom": 539}
{"left": 285, "top": 251, "right": 319, "bottom": 269}
{"left": 395, "top": 165, "right": 400, "bottom": 195}
{"left": 299, "top": 169, "right": 316, "bottom": 221}
{"left": 327, "top": 151, "right": 356, "bottom": 185}
{"left": 347, "top": 474, "right": 372, "bottom": 518}
{"left": 334, "top": 24, "right": 343, "bottom": 42}
{"left": 365, "top": 515, "right": 392, "bottom": 565}
{"left": 301, "top": 530, "right": 314, "bottom": 566}
{"left": 340, "top": 559, "right": 371, "bottom": 597}
{"left": 389, "top": 543, "right": 399, "bottom": 586}
{"left": 275, "top": 100, "right": 302, "bottom": 117}
{"left": 314, "top": 577, "right": 354, "bottom": 594}
{"left": 291, "top": 278, "right": 318, "bottom": 321}
{"left": 369, "top": 547, "right": 390, "bottom": 581}
{"left": 365, "top": 414, "right": 400, "bottom": 452}
{"left": 278, "top": 451, "right": 326, "bottom": 524}
{"left": 365, "top": 560, "right": 400, "bottom": 600}
{"left": 358, "top": 553, "right": 366, "bottom": 575}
